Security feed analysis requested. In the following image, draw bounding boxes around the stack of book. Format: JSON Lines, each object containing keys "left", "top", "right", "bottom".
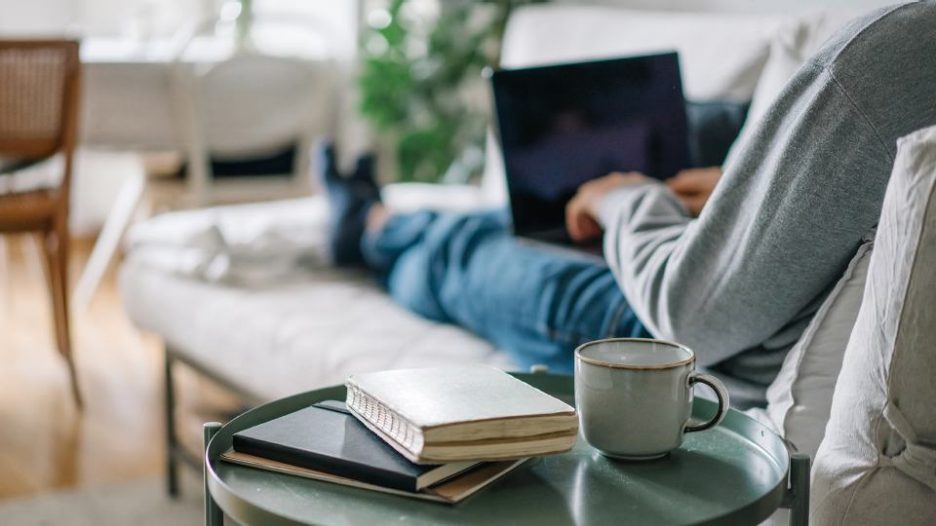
{"left": 221, "top": 366, "right": 578, "bottom": 503}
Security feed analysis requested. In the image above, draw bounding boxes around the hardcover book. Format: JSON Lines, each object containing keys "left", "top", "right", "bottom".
{"left": 231, "top": 401, "right": 478, "bottom": 491}
{"left": 345, "top": 366, "right": 578, "bottom": 463}
{"left": 221, "top": 450, "right": 526, "bottom": 504}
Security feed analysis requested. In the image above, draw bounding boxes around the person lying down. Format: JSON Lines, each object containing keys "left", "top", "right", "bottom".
{"left": 318, "top": 2, "right": 936, "bottom": 409}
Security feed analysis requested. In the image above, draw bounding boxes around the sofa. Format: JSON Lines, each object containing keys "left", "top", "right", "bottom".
{"left": 121, "top": 2, "right": 934, "bottom": 523}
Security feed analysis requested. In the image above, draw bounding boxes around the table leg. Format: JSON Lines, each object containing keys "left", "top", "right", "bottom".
{"left": 165, "top": 350, "right": 179, "bottom": 497}
{"left": 72, "top": 169, "right": 144, "bottom": 311}
{"left": 785, "top": 453, "right": 811, "bottom": 526}
{"left": 204, "top": 422, "right": 223, "bottom": 526}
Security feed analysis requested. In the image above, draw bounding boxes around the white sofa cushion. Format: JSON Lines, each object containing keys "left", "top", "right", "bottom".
{"left": 752, "top": 238, "right": 872, "bottom": 460}
{"left": 120, "top": 260, "right": 514, "bottom": 401}
{"left": 812, "top": 125, "right": 936, "bottom": 524}
{"left": 121, "top": 184, "right": 514, "bottom": 399}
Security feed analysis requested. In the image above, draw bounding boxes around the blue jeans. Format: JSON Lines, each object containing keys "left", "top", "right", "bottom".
{"left": 362, "top": 209, "right": 650, "bottom": 373}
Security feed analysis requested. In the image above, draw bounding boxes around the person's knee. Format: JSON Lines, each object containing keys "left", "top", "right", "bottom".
{"left": 385, "top": 251, "right": 449, "bottom": 323}
{"left": 424, "top": 209, "right": 510, "bottom": 264}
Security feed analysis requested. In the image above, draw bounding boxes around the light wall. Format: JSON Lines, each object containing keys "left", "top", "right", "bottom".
{"left": 0, "top": 0, "right": 203, "bottom": 37}
{"left": 0, "top": 0, "right": 357, "bottom": 54}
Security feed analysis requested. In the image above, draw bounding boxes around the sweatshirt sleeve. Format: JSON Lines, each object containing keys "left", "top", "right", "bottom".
{"left": 596, "top": 65, "right": 893, "bottom": 367}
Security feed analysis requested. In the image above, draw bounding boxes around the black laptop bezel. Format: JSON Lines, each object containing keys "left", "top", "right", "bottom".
{"left": 487, "top": 52, "right": 691, "bottom": 244}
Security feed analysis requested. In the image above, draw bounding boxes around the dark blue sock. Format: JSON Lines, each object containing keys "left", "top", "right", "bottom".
{"left": 317, "top": 142, "right": 381, "bottom": 267}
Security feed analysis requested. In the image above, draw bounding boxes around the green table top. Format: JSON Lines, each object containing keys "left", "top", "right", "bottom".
{"left": 205, "top": 373, "right": 790, "bottom": 526}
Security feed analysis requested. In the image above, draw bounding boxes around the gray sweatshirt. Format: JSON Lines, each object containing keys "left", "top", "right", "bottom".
{"left": 597, "top": 1, "right": 936, "bottom": 407}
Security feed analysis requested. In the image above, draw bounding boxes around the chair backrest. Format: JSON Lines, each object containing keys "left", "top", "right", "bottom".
{"left": 182, "top": 54, "right": 335, "bottom": 156}
{"left": 168, "top": 15, "right": 337, "bottom": 204}
{"left": 0, "top": 40, "right": 80, "bottom": 157}
{"left": 0, "top": 40, "right": 80, "bottom": 193}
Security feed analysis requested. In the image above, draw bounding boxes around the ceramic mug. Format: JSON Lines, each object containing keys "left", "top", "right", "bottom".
{"left": 574, "top": 338, "right": 729, "bottom": 460}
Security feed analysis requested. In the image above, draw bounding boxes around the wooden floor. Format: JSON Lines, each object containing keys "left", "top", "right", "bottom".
{"left": 0, "top": 235, "right": 239, "bottom": 500}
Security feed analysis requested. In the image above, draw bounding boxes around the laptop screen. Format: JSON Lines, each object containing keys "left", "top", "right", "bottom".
{"left": 490, "top": 52, "right": 690, "bottom": 240}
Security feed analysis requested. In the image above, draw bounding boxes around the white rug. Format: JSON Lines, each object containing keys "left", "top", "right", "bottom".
{"left": 0, "top": 474, "right": 201, "bottom": 526}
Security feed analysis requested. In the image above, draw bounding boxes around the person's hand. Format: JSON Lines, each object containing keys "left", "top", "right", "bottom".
{"left": 665, "top": 167, "right": 723, "bottom": 216}
{"left": 566, "top": 172, "right": 653, "bottom": 243}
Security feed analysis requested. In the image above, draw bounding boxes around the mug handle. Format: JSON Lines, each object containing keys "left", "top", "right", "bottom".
{"left": 685, "top": 372, "right": 730, "bottom": 433}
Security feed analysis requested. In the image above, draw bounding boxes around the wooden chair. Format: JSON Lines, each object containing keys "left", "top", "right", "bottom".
{"left": 0, "top": 40, "right": 82, "bottom": 408}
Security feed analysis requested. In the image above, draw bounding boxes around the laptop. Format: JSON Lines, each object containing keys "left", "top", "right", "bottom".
{"left": 488, "top": 52, "right": 691, "bottom": 256}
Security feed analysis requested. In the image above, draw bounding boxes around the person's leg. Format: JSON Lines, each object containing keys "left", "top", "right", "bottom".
{"left": 318, "top": 144, "right": 381, "bottom": 267}
{"left": 362, "top": 209, "right": 651, "bottom": 372}
{"left": 317, "top": 142, "right": 649, "bottom": 371}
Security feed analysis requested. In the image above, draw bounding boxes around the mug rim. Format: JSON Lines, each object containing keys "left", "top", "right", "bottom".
{"left": 575, "top": 337, "right": 695, "bottom": 370}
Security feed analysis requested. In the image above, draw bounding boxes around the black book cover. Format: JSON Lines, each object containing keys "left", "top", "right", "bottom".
{"left": 232, "top": 401, "right": 436, "bottom": 491}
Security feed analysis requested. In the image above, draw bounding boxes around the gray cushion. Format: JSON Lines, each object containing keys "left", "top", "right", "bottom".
{"left": 757, "top": 237, "right": 872, "bottom": 460}
{"left": 811, "top": 125, "right": 936, "bottom": 524}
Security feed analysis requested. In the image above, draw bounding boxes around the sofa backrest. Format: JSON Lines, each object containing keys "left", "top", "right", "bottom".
{"left": 500, "top": 5, "right": 792, "bottom": 102}
{"left": 811, "top": 125, "right": 936, "bottom": 524}
{"left": 592, "top": 0, "right": 900, "bottom": 15}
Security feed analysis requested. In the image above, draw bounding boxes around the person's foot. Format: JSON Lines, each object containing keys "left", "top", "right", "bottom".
{"left": 317, "top": 141, "right": 381, "bottom": 266}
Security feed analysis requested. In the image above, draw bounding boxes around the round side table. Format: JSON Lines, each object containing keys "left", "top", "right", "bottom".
{"left": 203, "top": 373, "right": 809, "bottom": 525}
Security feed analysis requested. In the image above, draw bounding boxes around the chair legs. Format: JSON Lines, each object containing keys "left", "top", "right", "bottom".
{"left": 41, "top": 225, "right": 83, "bottom": 409}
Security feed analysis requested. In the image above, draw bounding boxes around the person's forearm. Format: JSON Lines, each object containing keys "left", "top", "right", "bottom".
{"left": 595, "top": 183, "right": 747, "bottom": 364}
{"left": 596, "top": 167, "right": 858, "bottom": 368}
{"left": 597, "top": 119, "right": 888, "bottom": 370}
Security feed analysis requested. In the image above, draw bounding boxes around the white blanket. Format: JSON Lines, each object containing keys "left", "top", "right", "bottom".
{"left": 126, "top": 196, "right": 331, "bottom": 285}
{"left": 0, "top": 154, "right": 64, "bottom": 194}
{"left": 125, "top": 182, "right": 492, "bottom": 285}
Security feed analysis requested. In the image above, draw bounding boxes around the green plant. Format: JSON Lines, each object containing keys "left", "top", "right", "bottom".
{"left": 357, "top": 0, "right": 544, "bottom": 183}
